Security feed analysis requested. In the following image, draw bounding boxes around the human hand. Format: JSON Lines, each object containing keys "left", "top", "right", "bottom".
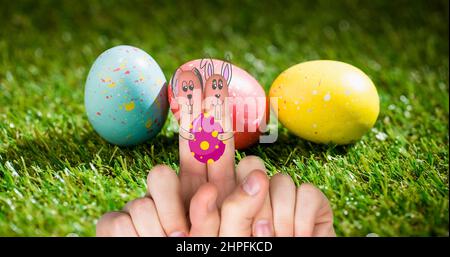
{"left": 94, "top": 158, "right": 263, "bottom": 237}
{"left": 96, "top": 156, "right": 335, "bottom": 237}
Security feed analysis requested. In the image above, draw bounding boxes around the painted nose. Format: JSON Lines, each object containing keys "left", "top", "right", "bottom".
{"left": 215, "top": 94, "right": 221, "bottom": 98}
{"left": 187, "top": 94, "right": 192, "bottom": 99}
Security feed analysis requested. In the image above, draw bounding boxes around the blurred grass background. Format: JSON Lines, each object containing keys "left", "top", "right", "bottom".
{"left": 0, "top": 0, "right": 448, "bottom": 236}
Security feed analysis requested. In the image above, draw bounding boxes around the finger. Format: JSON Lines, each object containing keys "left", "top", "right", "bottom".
{"left": 147, "top": 165, "right": 188, "bottom": 237}
{"left": 219, "top": 170, "right": 269, "bottom": 237}
{"left": 294, "top": 183, "right": 335, "bottom": 237}
{"left": 311, "top": 193, "right": 335, "bottom": 237}
{"left": 179, "top": 135, "right": 207, "bottom": 208}
{"left": 236, "top": 156, "right": 274, "bottom": 236}
{"left": 178, "top": 83, "right": 207, "bottom": 209}
{"left": 189, "top": 183, "right": 220, "bottom": 236}
{"left": 312, "top": 215, "right": 336, "bottom": 237}
{"left": 270, "top": 173, "right": 296, "bottom": 237}
{"left": 123, "top": 197, "right": 166, "bottom": 237}
{"left": 96, "top": 211, "right": 138, "bottom": 237}
{"left": 203, "top": 76, "right": 236, "bottom": 206}
{"left": 206, "top": 132, "right": 235, "bottom": 206}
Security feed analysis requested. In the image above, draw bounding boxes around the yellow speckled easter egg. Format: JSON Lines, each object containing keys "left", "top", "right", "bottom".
{"left": 269, "top": 60, "right": 379, "bottom": 145}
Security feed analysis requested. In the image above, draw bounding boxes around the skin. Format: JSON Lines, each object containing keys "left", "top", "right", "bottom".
{"left": 172, "top": 68, "right": 208, "bottom": 207}
{"left": 174, "top": 68, "right": 203, "bottom": 134}
{"left": 202, "top": 62, "right": 236, "bottom": 206}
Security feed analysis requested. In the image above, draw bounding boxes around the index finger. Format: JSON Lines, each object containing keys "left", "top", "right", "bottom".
{"left": 174, "top": 73, "right": 207, "bottom": 208}
{"left": 294, "top": 183, "right": 335, "bottom": 237}
{"left": 147, "top": 165, "right": 189, "bottom": 236}
{"left": 203, "top": 65, "right": 236, "bottom": 205}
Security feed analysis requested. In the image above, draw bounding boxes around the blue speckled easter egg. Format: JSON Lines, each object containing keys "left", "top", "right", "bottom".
{"left": 84, "top": 45, "right": 168, "bottom": 146}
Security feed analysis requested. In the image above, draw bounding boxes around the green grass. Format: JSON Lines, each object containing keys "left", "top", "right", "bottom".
{"left": 0, "top": 0, "right": 448, "bottom": 236}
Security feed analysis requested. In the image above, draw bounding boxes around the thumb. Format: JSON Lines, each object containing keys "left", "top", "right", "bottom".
{"left": 219, "top": 170, "right": 269, "bottom": 237}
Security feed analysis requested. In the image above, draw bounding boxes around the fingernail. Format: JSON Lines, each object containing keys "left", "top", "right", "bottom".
{"left": 242, "top": 175, "right": 260, "bottom": 196}
{"left": 169, "top": 231, "right": 186, "bottom": 237}
{"left": 255, "top": 220, "right": 272, "bottom": 237}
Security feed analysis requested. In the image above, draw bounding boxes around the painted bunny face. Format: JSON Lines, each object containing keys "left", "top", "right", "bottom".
{"left": 205, "top": 74, "right": 229, "bottom": 102}
{"left": 172, "top": 68, "right": 203, "bottom": 103}
{"left": 202, "top": 60, "right": 232, "bottom": 103}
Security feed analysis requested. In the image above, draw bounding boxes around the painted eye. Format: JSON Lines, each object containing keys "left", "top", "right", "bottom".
{"left": 189, "top": 80, "right": 194, "bottom": 90}
{"left": 218, "top": 80, "right": 223, "bottom": 90}
{"left": 212, "top": 79, "right": 217, "bottom": 90}
{"left": 182, "top": 82, "right": 188, "bottom": 92}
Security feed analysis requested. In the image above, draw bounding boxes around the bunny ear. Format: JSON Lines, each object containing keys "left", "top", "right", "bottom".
{"left": 199, "top": 58, "right": 207, "bottom": 69}
{"left": 221, "top": 60, "right": 232, "bottom": 86}
{"left": 192, "top": 67, "right": 203, "bottom": 90}
{"left": 200, "top": 56, "right": 214, "bottom": 80}
{"left": 224, "top": 53, "right": 232, "bottom": 62}
{"left": 170, "top": 67, "right": 182, "bottom": 95}
{"left": 207, "top": 63, "right": 214, "bottom": 78}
